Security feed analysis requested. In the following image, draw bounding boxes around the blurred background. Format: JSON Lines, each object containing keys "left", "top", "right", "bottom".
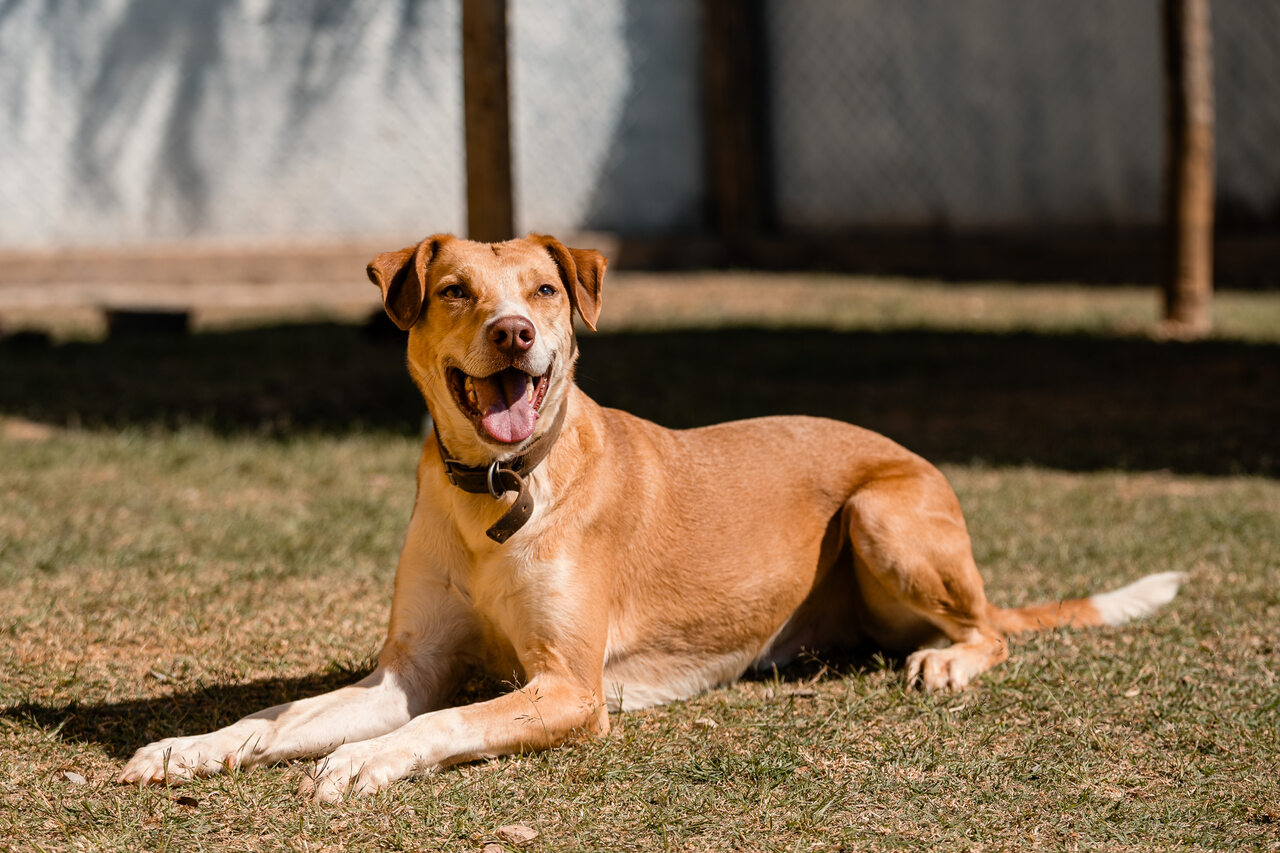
{"left": 2, "top": 1, "right": 1278, "bottom": 270}
{"left": 0, "top": 0, "right": 1277, "bottom": 474}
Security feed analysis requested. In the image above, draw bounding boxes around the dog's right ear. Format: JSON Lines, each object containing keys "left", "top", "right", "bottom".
{"left": 366, "top": 235, "right": 451, "bottom": 330}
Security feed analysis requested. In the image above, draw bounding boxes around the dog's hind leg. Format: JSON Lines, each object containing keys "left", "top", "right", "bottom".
{"left": 844, "top": 458, "right": 1008, "bottom": 691}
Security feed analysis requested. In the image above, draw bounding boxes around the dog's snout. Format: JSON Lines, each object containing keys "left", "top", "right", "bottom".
{"left": 488, "top": 315, "right": 536, "bottom": 354}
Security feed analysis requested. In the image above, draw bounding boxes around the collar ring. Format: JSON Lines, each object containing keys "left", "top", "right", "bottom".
{"left": 486, "top": 460, "right": 504, "bottom": 499}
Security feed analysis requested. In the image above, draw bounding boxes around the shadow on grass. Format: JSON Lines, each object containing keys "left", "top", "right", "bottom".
{"left": 4, "top": 669, "right": 373, "bottom": 760}
{"left": 3, "top": 654, "right": 878, "bottom": 760}
{"left": 4, "top": 667, "right": 515, "bottom": 760}
{"left": 1, "top": 322, "right": 1276, "bottom": 475}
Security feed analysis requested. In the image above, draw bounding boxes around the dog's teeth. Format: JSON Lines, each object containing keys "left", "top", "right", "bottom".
{"left": 464, "top": 376, "right": 478, "bottom": 407}
{"left": 527, "top": 380, "right": 537, "bottom": 401}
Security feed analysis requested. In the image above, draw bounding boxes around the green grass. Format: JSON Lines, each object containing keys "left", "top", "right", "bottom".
{"left": 2, "top": 279, "right": 1278, "bottom": 850}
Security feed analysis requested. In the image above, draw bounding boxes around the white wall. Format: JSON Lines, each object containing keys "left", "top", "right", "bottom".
{"left": 0, "top": 0, "right": 466, "bottom": 248}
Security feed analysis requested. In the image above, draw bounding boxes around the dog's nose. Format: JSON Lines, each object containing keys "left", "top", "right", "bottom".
{"left": 488, "top": 315, "right": 536, "bottom": 354}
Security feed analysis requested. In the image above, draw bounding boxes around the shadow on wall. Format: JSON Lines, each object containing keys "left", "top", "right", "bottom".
{"left": 1, "top": 322, "right": 1276, "bottom": 476}
{"left": 511, "top": 0, "right": 705, "bottom": 235}
{"left": 579, "top": 0, "right": 704, "bottom": 233}
{"left": 3, "top": 0, "right": 461, "bottom": 245}
{"left": 69, "top": 1, "right": 395, "bottom": 229}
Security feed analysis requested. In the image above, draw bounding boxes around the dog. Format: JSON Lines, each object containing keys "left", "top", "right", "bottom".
{"left": 120, "top": 234, "right": 1185, "bottom": 801}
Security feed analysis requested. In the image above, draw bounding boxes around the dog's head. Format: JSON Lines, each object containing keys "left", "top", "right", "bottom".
{"left": 367, "top": 234, "right": 605, "bottom": 460}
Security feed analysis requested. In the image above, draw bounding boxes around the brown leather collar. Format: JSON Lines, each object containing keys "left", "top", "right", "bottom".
{"left": 433, "top": 402, "right": 567, "bottom": 544}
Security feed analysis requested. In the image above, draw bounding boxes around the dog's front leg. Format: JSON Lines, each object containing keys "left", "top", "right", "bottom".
{"left": 121, "top": 508, "right": 477, "bottom": 787}
{"left": 299, "top": 670, "right": 608, "bottom": 802}
{"left": 118, "top": 600, "right": 471, "bottom": 787}
{"left": 119, "top": 664, "right": 429, "bottom": 785}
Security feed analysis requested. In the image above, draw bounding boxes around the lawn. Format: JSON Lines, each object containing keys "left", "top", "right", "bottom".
{"left": 1, "top": 277, "right": 1277, "bottom": 850}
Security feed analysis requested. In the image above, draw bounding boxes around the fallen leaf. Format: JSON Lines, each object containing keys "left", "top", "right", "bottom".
{"left": 482, "top": 845, "right": 505, "bottom": 853}
{"left": 62, "top": 771, "right": 87, "bottom": 785}
{"left": 1123, "top": 687, "right": 1141, "bottom": 698}
{"left": 790, "top": 689, "right": 818, "bottom": 699}
{"left": 693, "top": 717, "right": 718, "bottom": 729}
{"left": 174, "top": 795, "right": 200, "bottom": 807}
{"left": 494, "top": 824, "right": 538, "bottom": 845}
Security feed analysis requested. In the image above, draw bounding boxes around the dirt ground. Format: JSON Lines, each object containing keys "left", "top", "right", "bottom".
{"left": 0, "top": 243, "right": 386, "bottom": 336}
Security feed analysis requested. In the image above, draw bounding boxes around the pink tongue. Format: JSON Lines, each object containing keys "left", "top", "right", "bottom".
{"left": 474, "top": 369, "right": 538, "bottom": 443}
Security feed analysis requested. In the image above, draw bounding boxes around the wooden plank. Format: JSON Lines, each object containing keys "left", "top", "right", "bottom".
{"left": 1160, "top": 0, "right": 1215, "bottom": 337}
{"left": 702, "top": 0, "right": 772, "bottom": 250}
{"left": 462, "top": 0, "right": 514, "bottom": 243}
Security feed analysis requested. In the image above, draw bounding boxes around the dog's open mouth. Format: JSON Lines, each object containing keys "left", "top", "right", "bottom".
{"left": 448, "top": 366, "right": 550, "bottom": 444}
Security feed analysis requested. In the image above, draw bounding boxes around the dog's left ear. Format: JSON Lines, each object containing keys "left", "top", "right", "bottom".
{"left": 533, "top": 234, "right": 606, "bottom": 331}
{"left": 366, "top": 235, "right": 451, "bottom": 330}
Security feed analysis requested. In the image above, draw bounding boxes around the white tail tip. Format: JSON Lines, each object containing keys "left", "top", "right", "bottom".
{"left": 1090, "top": 571, "right": 1188, "bottom": 627}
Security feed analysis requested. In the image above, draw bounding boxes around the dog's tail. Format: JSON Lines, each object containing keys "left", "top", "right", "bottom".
{"left": 987, "top": 571, "right": 1187, "bottom": 635}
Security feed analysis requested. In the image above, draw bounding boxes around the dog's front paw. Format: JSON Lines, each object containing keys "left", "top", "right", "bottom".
{"left": 119, "top": 733, "right": 246, "bottom": 786}
{"left": 299, "top": 741, "right": 418, "bottom": 803}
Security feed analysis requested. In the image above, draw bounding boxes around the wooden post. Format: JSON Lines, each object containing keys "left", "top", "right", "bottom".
{"left": 1160, "top": 0, "right": 1215, "bottom": 337}
{"left": 462, "top": 0, "right": 514, "bottom": 243}
{"left": 702, "top": 0, "right": 772, "bottom": 259}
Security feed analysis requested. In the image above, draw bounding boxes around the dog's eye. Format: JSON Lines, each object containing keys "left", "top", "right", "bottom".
{"left": 440, "top": 284, "right": 467, "bottom": 300}
{"left": 536, "top": 283, "right": 558, "bottom": 297}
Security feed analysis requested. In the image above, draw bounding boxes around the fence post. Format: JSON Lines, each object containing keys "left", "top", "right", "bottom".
{"left": 702, "top": 0, "right": 772, "bottom": 260}
{"left": 1160, "top": 0, "right": 1215, "bottom": 337}
{"left": 462, "top": 0, "right": 514, "bottom": 243}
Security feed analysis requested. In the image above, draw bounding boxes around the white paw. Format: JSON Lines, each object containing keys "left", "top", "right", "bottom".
{"left": 298, "top": 741, "right": 416, "bottom": 803}
{"left": 905, "top": 647, "right": 985, "bottom": 692}
{"left": 118, "top": 731, "right": 254, "bottom": 786}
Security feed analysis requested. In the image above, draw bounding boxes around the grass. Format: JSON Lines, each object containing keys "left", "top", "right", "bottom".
{"left": 2, "top": 277, "right": 1278, "bottom": 850}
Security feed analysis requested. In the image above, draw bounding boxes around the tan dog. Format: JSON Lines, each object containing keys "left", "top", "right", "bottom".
{"left": 120, "top": 234, "right": 1185, "bottom": 801}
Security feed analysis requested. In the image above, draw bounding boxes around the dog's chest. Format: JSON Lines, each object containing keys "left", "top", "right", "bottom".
{"left": 451, "top": 543, "right": 579, "bottom": 675}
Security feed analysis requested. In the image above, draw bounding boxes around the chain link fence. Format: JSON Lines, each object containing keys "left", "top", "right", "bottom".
{"left": 0, "top": 0, "right": 1276, "bottom": 251}
{"left": 0, "top": 0, "right": 701, "bottom": 251}
{"left": 0, "top": 0, "right": 466, "bottom": 250}
{"left": 765, "top": 0, "right": 1280, "bottom": 233}
{"left": 1213, "top": 0, "right": 1280, "bottom": 230}
{"left": 509, "top": 0, "right": 703, "bottom": 237}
